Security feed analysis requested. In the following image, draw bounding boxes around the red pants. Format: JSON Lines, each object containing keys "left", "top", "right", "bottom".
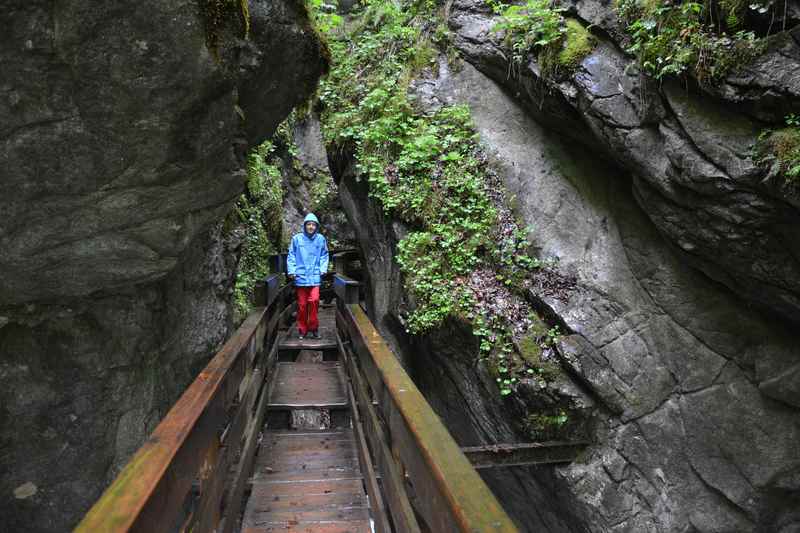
{"left": 295, "top": 286, "right": 320, "bottom": 335}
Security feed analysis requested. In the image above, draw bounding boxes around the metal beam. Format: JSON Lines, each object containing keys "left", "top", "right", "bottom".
{"left": 461, "top": 442, "right": 589, "bottom": 469}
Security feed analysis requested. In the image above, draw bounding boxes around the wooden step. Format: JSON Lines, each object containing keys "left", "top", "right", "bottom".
{"left": 268, "top": 363, "right": 347, "bottom": 409}
{"left": 279, "top": 331, "right": 338, "bottom": 351}
{"left": 244, "top": 506, "right": 371, "bottom": 527}
{"left": 279, "top": 306, "right": 338, "bottom": 351}
{"left": 242, "top": 430, "right": 371, "bottom": 533}
{"left": 242, "top": 520, "right": 372, "bottom": 533}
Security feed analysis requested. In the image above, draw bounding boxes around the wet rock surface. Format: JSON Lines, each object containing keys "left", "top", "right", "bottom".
{"left": 0, "top": 1, "right": 326, "bottom": 530}
{"left": 0, "top": 0, "right": 325, "bottom": 304}
{"left": 342, "top": 55, "right": 800, "bottom": 531}
{"left": 1, "top": 224, "right": 241, "bottom": 532}
{"left": 448, "top": 0, "right": 800, "bottom": 325}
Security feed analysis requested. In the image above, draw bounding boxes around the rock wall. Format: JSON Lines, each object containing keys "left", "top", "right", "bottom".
{"left": 333, "top": 50, "right": 800, "bottom": 533}
{"left": 450, "top": 0, "right": 800, "bottom": 325}
{"left": 281, "top": 113, "right": 356, "bottom": 247}
{"left": 0, "top": 1, "right": 326, "bottom": 530}
{"left": 423, "top": 58, "right": 800, "bottom": 531}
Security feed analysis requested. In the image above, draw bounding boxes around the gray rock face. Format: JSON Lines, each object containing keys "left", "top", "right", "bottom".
{"left": 1, "top": 224, "right": 241, "bottom": 532}
{"left": 437, "top": 61, "right": 799, "bottom": 531}
{"left": 0, "top": 0, "right": 325, "bottom": 305}
{"left": 0, "top": 1, "right": 325, "bottom": 530}
{"left": 339, "top": 55, "right": 800, "bottom": 531}
{"left": 282, "top": 113, "right": 356, "bottom": 247}
{"left": 448, "top": 0, "right": 800, "bottom": 325}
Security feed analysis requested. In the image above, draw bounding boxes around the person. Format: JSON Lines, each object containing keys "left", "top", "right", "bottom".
{"left": 286, "top": 213, "right": 329, "bottom": 340}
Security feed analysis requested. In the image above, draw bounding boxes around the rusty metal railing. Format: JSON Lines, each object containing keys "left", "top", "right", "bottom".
{"left": 334, "top": 274, "right": 519, "bottom": 533}
{"left": 75, "top": 273, "right": 294, "bottom": 533}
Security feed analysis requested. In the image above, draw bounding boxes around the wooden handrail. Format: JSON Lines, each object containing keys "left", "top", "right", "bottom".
{"left": 78, "top": 269, "right": 518, "bottom": 533}
{"left": 75, "top": 275, "right": 291, "bottom": 533}
{"left": 338, "top": 302, "right": 519, "bottom": 533}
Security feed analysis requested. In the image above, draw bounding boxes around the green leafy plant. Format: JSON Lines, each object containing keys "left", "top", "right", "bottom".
{"left": 316, "top": 0, "right": 565, "bottom": 398}
{"left": 525, "top": 410, "right": 570, "bottom": 439}
{"left": 489, "top": 0, "right": 595, "bottom": 76}
{"left": 754, "top": 114, "right": 800, "bottom": 187}
{"left": 308, "top": 0, "right": 345, "bottom": 33}
{"left": 616, "top": 0, "right": 767, "bottom": 85}
{"left": 232, "top": 139, "right": 285, "bottom": 320}
{"left": 491, "top": 0, "right": 566, "bottom": 64}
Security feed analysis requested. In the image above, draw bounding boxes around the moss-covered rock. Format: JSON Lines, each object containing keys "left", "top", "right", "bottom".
{"left": 772, "top": 127, "right": 800, "bottom": 183}
{"left": 556, "top": 19, "right": 595, "bottom": 68}
{"left": 517, "top": 332, "right": 543, "bottom": 365}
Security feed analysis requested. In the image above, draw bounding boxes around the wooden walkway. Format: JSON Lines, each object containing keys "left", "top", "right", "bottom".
{"left": 77, "top": 272, "right": 581, "bottom": 533}
{"left": 241, "top": 306, "right": 372, "bottom": 533}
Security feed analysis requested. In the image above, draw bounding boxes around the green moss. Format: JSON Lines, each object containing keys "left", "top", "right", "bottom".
{"left": 755, "top": 122, "right": 800, "bottom": 188}
{"left": 538, "top": 18, "right": 595, "bottom": 78}
{"left": 490, "top": 1, "right": 594, "bottom": 79}
{"left": 318, "top": 0, "right": 509, "bottom": 334}
{"left": 524, "top": 410, "right": 569, "bottom": 440}
{"left": 773, "top": 127, "right": 800, "bottom": 172}
{"left": 517, "top": 332, "right": 543, "bottom": 365}
{"left": 490, "top": 0, "right": 567, "bottom": 69}
{"left": 557, "top": 19, "right": 595, "bottom": 67}
{"left": 233, "top": 138, "right": 285, "bottom": 321}
{"left": 315, "top": 0, "right": 553, "bottom": 400}
{"left": 200, "top": 0, "right": 251, "bottom": 58}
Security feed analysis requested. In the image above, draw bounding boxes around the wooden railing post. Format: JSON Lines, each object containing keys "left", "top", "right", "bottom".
{"left": 268, "top": 253, "right": 287, "bottom": 275}
{"left": 75, "top": 278, "right": 293, "bottom": 533}
{"left": 338, "top": 303, "right": 519, "bottom": 533}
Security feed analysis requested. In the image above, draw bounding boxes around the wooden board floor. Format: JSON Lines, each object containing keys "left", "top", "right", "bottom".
{"left": 241, "top": 309, "right": 372, "bottom": 533}
{"left": 242, "top": 430, "right": 371, "bottom": 533}
{"left": 279, "top": 305, "right": 338, "bottom": 351}
{"left": 268, "top": 363, "right": 348, "bottom": 409}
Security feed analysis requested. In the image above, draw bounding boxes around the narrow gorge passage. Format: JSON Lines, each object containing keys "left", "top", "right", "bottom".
{"left": 2, "top": 0, "right": 799, "bottom": 532}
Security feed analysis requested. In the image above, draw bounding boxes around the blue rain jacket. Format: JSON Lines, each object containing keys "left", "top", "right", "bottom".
{"left": 287, "top": 213, "right": 329, "bottom": 286}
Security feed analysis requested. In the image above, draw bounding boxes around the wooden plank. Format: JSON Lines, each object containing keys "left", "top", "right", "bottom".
{"left": 279, "top": 336, "right": 338, "bottom": 351}
{"left": 243, "top": 424, "right": 372, "bottom": 533}
{"left": 342, "top": 304, "right": 519, "bottom": 533}
{"left": 266, "top": 402, "right": 348, "bottom": 411}
{"left": 340, "top": 339, "right": 421, "bottom": 533}
{"left": 252, "top": 461, "right": 361, "bottom": 482}
{"left": 191, "top": 358, "right": 271, "bottom": 531}
{"left": 76, "top": 307, "right": 268, "bottom": 533}
{"left": 333, "top": 274, "right": 360, "bottom": 304}
{"left": 192, "top": 439, "right": 226, "bottom": 532}
{"left": 256, "top": 440, "right": 359, "bottom": 471}
{"left": 338, "top": 333, "right": 392, "bottom": 533}
{"left": 261, "top": 440, "right": 355, "bottom": 457}
{"left": 247, "top": 490, "right": 367, "bottom": 512}
{"left": 220, "top": 335, "right": 282, "bottom": 533}
{"left": 261, "top": 435, "right": 355, "bottom": 452}
{"left": 269, "top": 363, "right": 347, "bottom": 407}
{"left": 247, "top": 478, "right": 363, "bottom": 499}
{"left": 242, "top": 521, "right": 372, "bottom": 533}
{"left": 266, "top": 428, "right": 353, "bottom": 441}
{"left": 247, "top": 505, "right": 371, "bottom": 526}
{"left": 258, "top": 452, "right": 360, "bottom": 471}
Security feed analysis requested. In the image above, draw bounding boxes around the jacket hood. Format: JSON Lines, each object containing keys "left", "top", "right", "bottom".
{"left": 303, "top": 213, "right": 320, "bottom": 235}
